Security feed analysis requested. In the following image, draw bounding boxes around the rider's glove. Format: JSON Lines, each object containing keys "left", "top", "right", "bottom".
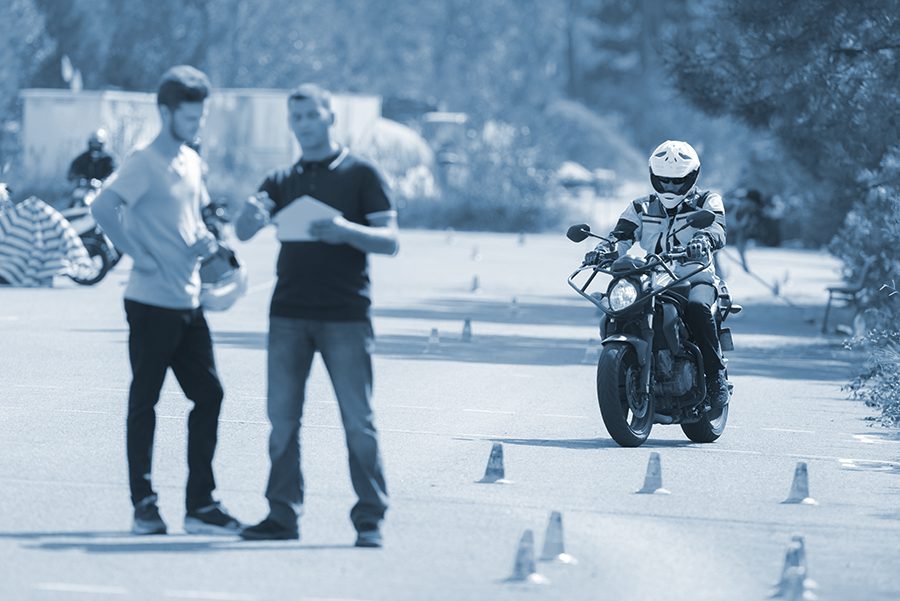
{"left": 686, "top": 235, "right": 711, "bottom": 260}
{"left": 584, "top": 247, "right": 617, "bottom": 267}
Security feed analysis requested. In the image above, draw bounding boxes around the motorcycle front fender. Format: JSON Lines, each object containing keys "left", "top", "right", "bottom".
{"left": 601, "top": 334, "right": 648, "bottom": 366}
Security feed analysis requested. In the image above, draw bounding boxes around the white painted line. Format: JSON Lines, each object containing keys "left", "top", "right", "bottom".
{"left": 385, "top": 404, "right": 443, "bottom": 411}
{"left": 57, "top": 409, "right": 108, "bottom": 415}
{"left": 246, "top": 279, "right": 275, "bottom": 295}
{"left": 762, "top": 427, "right": 815, "bottom": 434}
{"left": 462, "top": 408, "right": 516, "bottom": 415}
{"left": 852, "top": 434, "right": 900, "bottom": 445}
{"left": 537, "top": 413, "right": 588, "bottom": 420}
{"left": 35, "top": 582, "right": 128, "bottom": 595}
{"left": 163, "top": 591, "right": 258, "bottom": 601}
{"left": 0, "top": 315, "right": 19, "bottom": 321}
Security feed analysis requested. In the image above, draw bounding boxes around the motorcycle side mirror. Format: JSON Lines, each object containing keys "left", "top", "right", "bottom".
{"left": 566, "top": 223, "right": 591, "bottom": 243}
{"left": 686, "top": 209, "right": 716, "bottom": 229}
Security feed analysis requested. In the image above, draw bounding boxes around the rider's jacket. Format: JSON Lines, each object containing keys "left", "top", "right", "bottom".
{"left": 609, "top": 189, "right": 726, "bottom": 259}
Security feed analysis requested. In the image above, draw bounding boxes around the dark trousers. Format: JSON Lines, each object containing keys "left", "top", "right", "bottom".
{"left": 684, "top": 283, "right": 725, "bottom": 378}
{"left": 124, "top": 299, "right": 224, "bottom": 511}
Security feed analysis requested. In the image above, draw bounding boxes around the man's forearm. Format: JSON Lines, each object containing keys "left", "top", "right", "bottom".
{"left": 345, "top": 223, "right": 398, "bottom": 255}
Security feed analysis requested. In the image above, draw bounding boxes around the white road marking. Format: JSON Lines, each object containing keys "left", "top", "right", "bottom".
{"left": 246, "top": 279, "right": 275, "bottom": 295}
{"left": 537, "top": 413, "right": 588, "bottom": 420}
{"left": 163, "top": 591, "right": 259, "bottom": 601}
{"left": 462, "top": 408, "right": 516, "bottom": 415}
{"left": 762, "top": 427, "right": 815, "bottom": 434}
{"left": 385, "top": 404, "right": 443, "bottom": 411}
{"left": 852, "top": 434, "right": 900, "bottom": 444}
{"left": 35, "top": 582, "right": 128, "bottom": 595}
{"left": 0, "top": 315, "right": 19, "bottom": 321}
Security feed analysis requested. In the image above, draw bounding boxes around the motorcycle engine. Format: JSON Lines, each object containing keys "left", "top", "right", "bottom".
{"left": 653, "top": 350, "right": 696, "bottom": 398}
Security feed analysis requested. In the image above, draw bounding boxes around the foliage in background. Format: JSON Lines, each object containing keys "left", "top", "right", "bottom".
{"left": 666, "top": 0, "right": 899, "bottom": 246}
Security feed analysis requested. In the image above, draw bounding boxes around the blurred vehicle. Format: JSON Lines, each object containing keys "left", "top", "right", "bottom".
{"left": 58, "top": 178, "right": 121, "bottom": 286}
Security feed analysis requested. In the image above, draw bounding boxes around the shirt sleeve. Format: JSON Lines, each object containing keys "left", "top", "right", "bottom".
{"left": 103, "top": 153, "right": 150, "bottom": 206}
{"left": 360, "top": 164, "right": 395, "bottom": 221}
{"left": 258, "top": 174, "right": 284, "bottom": 215}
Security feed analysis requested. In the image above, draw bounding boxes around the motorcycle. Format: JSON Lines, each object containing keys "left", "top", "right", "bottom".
{"left": 566, "top": 209, "right": 742, "bottom": 447}
{"left": 59, "top": 178, "right": 122, "bottom": 286}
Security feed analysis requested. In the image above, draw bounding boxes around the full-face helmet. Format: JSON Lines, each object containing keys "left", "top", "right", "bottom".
{"left": 649, "top": 140, "right": 700, "bottom": 209}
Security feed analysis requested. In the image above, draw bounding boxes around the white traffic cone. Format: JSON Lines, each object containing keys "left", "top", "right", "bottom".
{"left": 539, "top": 511, "right": 577, "bottom": 564}
{"left": 424, "top": 328, "right": 440, "bottom": 354}
{"left": 461, "top": 318, "right": 472, "bottom": 342}
{"left": 772, "top": 536, "right": 817, "bottom": 598}
{"left": 517, "top": 231, "right": 526, "bottom": 246}
{"left": 581, "top": 339, "right": 599, "bottom": 364}
{"left": 635, "top": 452, "right": 671, "bottom": 494}
{"left": 477, "top": 442, "right": 510, "bottom": 484}
{"left": 510, "top": 297, "right": 519, "bottom": 318}
{"left": 471, "top": 245, "right": 481, "bottom": 261}
{"left": 774, "top": 566, "right": 818, "bottom": 601}
{"left": 471, "top": 275, "right": 480, "bottom": 292}
{"left": 506, "top": 529, "right": 548, "bottom": 584}
{"left": 782, "top": 462, "right": 817, "bottom": 505}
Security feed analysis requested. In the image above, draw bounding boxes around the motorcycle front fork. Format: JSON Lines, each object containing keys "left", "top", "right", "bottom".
{"left": 639, "top": 304, "right": 655, "bottom": 398}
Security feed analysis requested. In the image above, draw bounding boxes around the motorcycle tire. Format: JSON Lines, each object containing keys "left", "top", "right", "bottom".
{"left": 69, "top": 237, "right": 111, "bottom": 286}
{"left": 681, "top": 404, "right": 729, "bottom": 443}
{"left": 597, "top": 342, "right": 653, "bottom": 447}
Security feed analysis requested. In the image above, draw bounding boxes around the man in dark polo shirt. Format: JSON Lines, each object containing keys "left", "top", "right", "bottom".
{"left": 235, "top": 83, "right": 398, "bottom": 548}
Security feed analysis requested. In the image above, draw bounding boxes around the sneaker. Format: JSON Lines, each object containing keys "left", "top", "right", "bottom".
{"left": 354, "top": 525, "right": 383, "bottom": 548}
{"left": 239, "top": 517, "right": 299, "bottom": 541}
{"left": 184, "top": 501, "right": 242, "bottom": 535}
{"left": 706, "top": 371, "right": 730, "bottom": 410}
{"left": 132, "top": 495, "right": 167, "bottom": 535}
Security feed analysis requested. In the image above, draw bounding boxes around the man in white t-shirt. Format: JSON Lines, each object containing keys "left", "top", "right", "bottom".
{"left": 91, "top": 65, "right": 241, "bottom": 536}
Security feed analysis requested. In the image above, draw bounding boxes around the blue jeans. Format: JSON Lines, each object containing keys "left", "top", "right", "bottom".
{"left": 265, "top": 316, "right": 388, "bottom": 531}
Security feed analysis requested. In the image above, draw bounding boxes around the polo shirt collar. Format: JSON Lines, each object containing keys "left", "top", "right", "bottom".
{"left": 295, "top": 147, "right": 349, "bottom": 174}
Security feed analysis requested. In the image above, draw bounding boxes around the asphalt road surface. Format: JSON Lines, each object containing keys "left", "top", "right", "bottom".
{"left": 1, "top": 228, "right": 898, "bottom": 601}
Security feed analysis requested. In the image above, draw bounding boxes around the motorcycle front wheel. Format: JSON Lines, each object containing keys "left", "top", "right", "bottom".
{"left": 69, "top": 237, "right": 111, "bottom": 286}
{"left": 597, "top": 342, "right": 653, "bottom": 447}
{"left": 681, "top": 404, "right": 729, "bottom": 443}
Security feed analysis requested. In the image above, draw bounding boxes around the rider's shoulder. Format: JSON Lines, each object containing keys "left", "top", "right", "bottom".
{"left": 629, "top": 194, "right": 657, "bottom": 213}
{"left": 695, "top": 189, "right": 725, "bottom": 212}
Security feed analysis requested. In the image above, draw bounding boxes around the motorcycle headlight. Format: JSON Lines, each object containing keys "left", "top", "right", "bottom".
{"left": 608, "top": 279, "right": 638, "bottom": 311}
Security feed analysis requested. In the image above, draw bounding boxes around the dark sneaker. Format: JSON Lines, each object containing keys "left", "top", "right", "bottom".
{"left": 184, "top": 502, "right": 242, "bottom": 535}
{"left": 240, "top": 517, "right": 299, "bottom": 541}
{"left": 354, "top": 526, "right": 383, "bottom": 548}
{"left": 706, "top": 371, "right": 730, "bottom": 410}
{"left": 132, "top": 495, "right": 167, "bottom": 535}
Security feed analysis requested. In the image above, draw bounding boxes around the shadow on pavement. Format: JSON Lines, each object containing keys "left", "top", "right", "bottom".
{"left": 0, "top": 531, "right": 350, "bottom": 553}
{"left": 470, "top": 436, "right": 697, "bottom": 450}
{"left": 374, "top": 297, "right": 597, "bottom": 328}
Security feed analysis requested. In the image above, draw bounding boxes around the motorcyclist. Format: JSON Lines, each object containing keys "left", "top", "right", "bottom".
{"left": 67, "top": 128, "right": 116, "bottom": 183}
{"left": 588, "top": 140, "right": 730, "bottom": 409}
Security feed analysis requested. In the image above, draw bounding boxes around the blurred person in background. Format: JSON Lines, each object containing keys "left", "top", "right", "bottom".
{"left": 68, "top": 128, "right": 116, "bottom": 183}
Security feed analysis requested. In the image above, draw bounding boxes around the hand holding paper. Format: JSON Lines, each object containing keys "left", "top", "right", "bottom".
{"left": 309, "top": 215, "right": 357, "bottom": 245}
{"left": 272, "top": 195, "right": 342, "bottom": 242}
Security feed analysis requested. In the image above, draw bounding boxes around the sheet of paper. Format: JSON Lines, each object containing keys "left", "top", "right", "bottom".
{"left": 272, "top": 195, "right": 341, "bottom": 242}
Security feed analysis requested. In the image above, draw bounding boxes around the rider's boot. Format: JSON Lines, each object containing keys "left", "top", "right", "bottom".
{"left": 706, "top": 370, "right": 730, "bottom": 409}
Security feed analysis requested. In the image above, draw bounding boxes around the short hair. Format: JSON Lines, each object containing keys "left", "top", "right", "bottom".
{"left": 157, "top": 65, "right": 211, "bottom": 110}
{"left": 288, "top": 83, "right": 332, "bottom": 111}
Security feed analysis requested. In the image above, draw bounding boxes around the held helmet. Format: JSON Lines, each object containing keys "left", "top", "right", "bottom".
{"left": 649, "top": 140, "right": 700, "bottom": 209}
{"left": 199, "top": 243, "right": 248, "bottom": 311}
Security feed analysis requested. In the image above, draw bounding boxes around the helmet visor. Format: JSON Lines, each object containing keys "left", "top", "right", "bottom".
{"left": 651, "top": 169, "right": 698, "bottom": 197}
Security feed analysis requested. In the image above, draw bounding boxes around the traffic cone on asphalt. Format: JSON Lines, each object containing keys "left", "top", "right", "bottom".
{"left": 424, "top": 328, "right": 440, "bottom": 354}
{"left": 772, "top": 536, "right": 817, "bottom": 598}
{"left": 461, "top": 318, "right": 472, "bottom": 342}
{"left": 539, "top": 511, "right": 577, "bottom": 564}
{"left": 518, "top": 231, "right": 526, "bottom": 246}
{"left": 506, "top": 530, "right": 548, "bottom": 584}
{"left": 477, "top": 442, "right": 510, "bottom": 483}
{"left": 471, "top": 275, "right": 480, "bottom": 292}
{"left": 510, "top": 297, "right": 520, "bottom": 318}
{"left": 635, "top": 452, "right": 671, "bottom": 494}
{"left": 471, "top": 245, "right": 481, "bottom": 261}
{"left": 782, "top": 462, "right": 817, "bottom": 505}
{"left": 581, "top": 339, "right": 599, "bottom": 364}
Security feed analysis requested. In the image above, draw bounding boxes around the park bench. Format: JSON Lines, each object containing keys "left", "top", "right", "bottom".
{"left": 821, "top": 255, "right": 877, "bottom": 334}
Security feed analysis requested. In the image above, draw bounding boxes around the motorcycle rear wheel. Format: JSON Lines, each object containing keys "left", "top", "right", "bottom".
{"left": 681, "top": 404, "right": 729, "bottom": 443}
{"left": 69, "top": 237, "right": 111, "bottom": 286}
{"left": 597, "top": 342, "right": 653, "bottom": 447}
